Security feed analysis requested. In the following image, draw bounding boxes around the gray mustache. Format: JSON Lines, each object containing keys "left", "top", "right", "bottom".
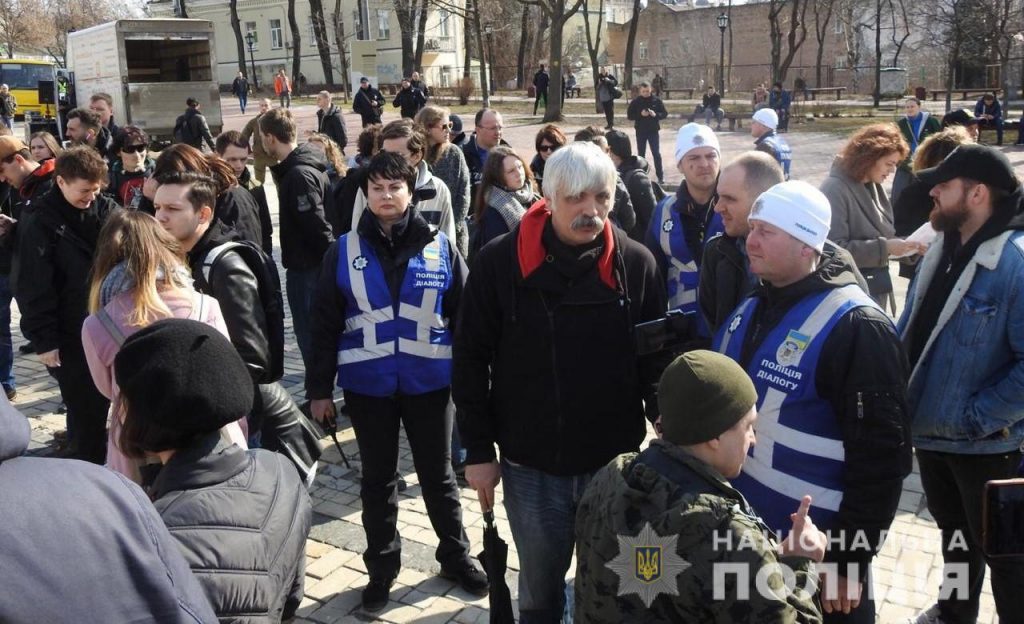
{"left": 571, "top": 214, "right": 604, "bottom": 230}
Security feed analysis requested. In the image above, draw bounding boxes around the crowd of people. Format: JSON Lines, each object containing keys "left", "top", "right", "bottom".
{"left": 0, "top": 78, "right": 1021, "bottom": 624}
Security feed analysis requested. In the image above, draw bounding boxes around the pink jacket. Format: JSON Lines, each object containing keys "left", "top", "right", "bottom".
{"left": 81, "top": 288, "right": 249, "bottom": 482}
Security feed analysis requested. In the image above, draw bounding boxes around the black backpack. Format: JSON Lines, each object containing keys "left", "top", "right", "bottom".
{"left": 197, "top": 241, "right": 285, "bottom": 384}
{"left": 623, "top": 167, "right": 666, "bottom": 202}
{"left": 173, "top": 114, "right": 196, "bottom": 145}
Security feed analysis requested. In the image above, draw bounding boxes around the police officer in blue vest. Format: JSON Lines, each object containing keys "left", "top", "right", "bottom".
{"left": 713, "top": 181, "right": 911, "bottom": 623}
{"left": 305, "top": 151, "right": 486, "bottom": 613}
{"left": 645, "top": 123, "right": 724, "bottom": 340}
{"left": 751, "top": 108, "right": 792, "bottom": 180}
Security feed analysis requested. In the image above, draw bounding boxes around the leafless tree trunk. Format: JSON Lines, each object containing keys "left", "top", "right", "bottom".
{"left": 310, "top": 0, "right": 334, "bottom": 85}
{"left": 333, "top": 0, "right": 351, "bottom": 100}
{"left": 287, "top": 0, "right": 302, "bottom": 92}
{"left": 229, "top": 0, "right": 247, "bottom": 75}
{"left": 516, "top": 4, "right": 530, "bottom": 88}
{"left": 519, "top": 0, "right": 586, "bottom": 121}
{"left": 624, "top": 0, "right": 642, "bottom": 90}
{"left": 583, "top": 0, "right": 605, "bottom": 112}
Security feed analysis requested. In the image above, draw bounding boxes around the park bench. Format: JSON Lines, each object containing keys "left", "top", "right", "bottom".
{"left": 684, "top": 110, "right": 746, "bottom": 131}
{"left": 564, "top": 86, "right": 583, "bottom": 98}
{"left": 976, "top": 116, "right": 1021, "bottom": 145}
{"left": 929, "top": 88, "right": 996, "bottom": 101}
{"left": 802, "top": 87, "right": 847, "bottom": 100}
{"left": 661, "top": 87, "right": 696, "bottom": 99}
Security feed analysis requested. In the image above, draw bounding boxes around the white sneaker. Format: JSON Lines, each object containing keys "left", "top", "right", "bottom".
{"left": 907, "top": 605, "right": 945, "bottom": 624}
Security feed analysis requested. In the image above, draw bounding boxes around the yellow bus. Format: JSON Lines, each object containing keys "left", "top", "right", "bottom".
{"left": 0, "top": 59, "right": 58, "bottom": 117}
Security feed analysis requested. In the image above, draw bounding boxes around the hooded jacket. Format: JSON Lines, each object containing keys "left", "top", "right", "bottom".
{"left": 575, "top": 441, "right": 822, "bottom": 623}
{"left": 699, "top": 235, "right": 868, "bottom": 334}
{"left": 618, "top": 155, "right": 657, "bottom": 242}
{"left": 16, "top": 187, "right": 120, "bottom": 352}
{"left": 215, "top": 185, "right": 265, "bottom": 252}
{"left": 728, "top": 245, "right": 912, "bottom": 580}
{"left": 349, "top": 159, "right": 456, "bottom": 243}
{"left": 152, "top": 434, "right": 311, "bottom": 623}
{"left": 0, "top": 401, "right": 218, "bottom": 623}
{"left": 453, "top": 201, "right": 667, "bottom": 476}
{"left": 238, "top": 167, "right": 274, "bottom": 254}
{"left": 269, "top": 142, "right": 335, "bottom": 270}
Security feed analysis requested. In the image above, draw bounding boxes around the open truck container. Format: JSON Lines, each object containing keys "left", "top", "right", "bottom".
{"left": 67, "top": 19, "right": 222, "bottom": 142}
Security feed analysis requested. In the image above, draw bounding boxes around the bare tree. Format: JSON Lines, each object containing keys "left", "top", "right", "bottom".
{"left": 518, "top": 0, "right": 585, "bottom": 121}
{"left": 913, "top": 0, "right": 988, "bottom": 111}
{"left": 429, "top": 0, "right": 488, "bottom": 103}
{"left": 516, "top": 4, "right": 530, "bottom": 88}
{"left": 310, "top": 0, "right": 335, "bottom": 85}
{"left": 228, "top": 0, "right": 246, "bottom": 76}
{"left": 885, "top": 0, "right": 911, "bottom": 66}
{"left": 623, "top": 0, "right": 643, "bottom": 90}
{"left": 394, "top": 0, "right": 431, "bottom": 77}
{"left": 42, "top": 0, "right": 127, "bottom": 66}
{"left": 837, "top": 0, "right": 870, "bottom": 93}
{"left": 0, "top": 0, "right": 49, "bottom": 59}
{"left": 768, "top": 0, "right": 811, "bottom": 84}
{"left": 332, "top": 0, "right": 351, "bottom": 100}
{"left": 872, "top": 0, "right": 881, "bottom": 105}
{"left": 287, "top": 0, "right": 302, "bottom": 91}
{"left": 582, "top": 0, "right": 605, "bottom": 112}
{"left": 812, "top": 0, "right": 838, "bottom": 87}
{"left": 414, "top": 0, "right": 429, "bottom": 74}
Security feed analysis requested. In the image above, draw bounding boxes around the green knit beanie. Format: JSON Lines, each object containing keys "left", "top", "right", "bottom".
{"left": 657, "top": 350, "right": 758, "bottom": 445}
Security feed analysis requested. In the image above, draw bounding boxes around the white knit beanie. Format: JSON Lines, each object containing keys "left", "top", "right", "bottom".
{"left": 752, "top": 108, "right": 779, "bottom": 130}
{"left": 748, "top": 181, "right": 832, "bottom": 252}
{"left": 674, "top": 123, "right": 720, "bottom": 163}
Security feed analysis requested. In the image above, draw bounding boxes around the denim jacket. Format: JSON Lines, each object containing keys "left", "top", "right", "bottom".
{"left": 898, "top": 228, "right": 1024, "bottom": 454}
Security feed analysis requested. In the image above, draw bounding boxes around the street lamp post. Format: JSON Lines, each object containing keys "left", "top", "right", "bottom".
{"left": 245, "top": 32, "right": 259, "bottom": 89}
{"left": 717, "top": 12, "right": 729, "bottom": 95}
{"left": 484, "top": 25, "right": 496, "bottom": 96}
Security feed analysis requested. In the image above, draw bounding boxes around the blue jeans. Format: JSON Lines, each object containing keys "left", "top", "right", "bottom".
{"left": 636, "top": 131, "right": 664, "bottom": 182}
{"left": 501, "top": 458, "right": 595, "bottom": 623}
{"left": 0, "top": 274, "right": 14, "bottom": 390}
{"left": 285, "top": 266, "right": 318, "bottom": 373}
{"left": 1, "top": 116, "right": 11, "bottom": 130}
{"left": 238, "top": 93, "right": 248, "bottom": 114}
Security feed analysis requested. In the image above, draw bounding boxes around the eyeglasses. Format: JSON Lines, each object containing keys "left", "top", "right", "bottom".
{"left": 478, "top": 125, "right": 503, "bottom": 132}
{"left": 122, "top": 144, "right": 147, "bottom": 154}
{"left": 538, "top": 144, "right": 557, "bottom": 153}
{"left": 436, "top": 122, "right": 453, "bottom": 130}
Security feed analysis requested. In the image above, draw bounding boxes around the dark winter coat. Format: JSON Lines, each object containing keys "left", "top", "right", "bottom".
{"left": 268, "top": 143, "right": 335, "bottom": 270}
{"left": 393, "top": 86, "right": 427, "bottom": 118}
{"left": 216, "top": 185, "right": 265, "bottom": 250}
{"left": 0, "top": 406, "right": 218, "bottom": 624}
{"left": 151, "top": 434, "right": 311, "bottom": 623}
{"left": 617, "top": 155, "right": 657, "bottom": 242}
{"left": 182, "top": 107, "right": 216, "bottom": 151}
{"left": 353, "top": 85, "right": 384, "bottom": 125}
{"left": 16, "top": 187, "right": 120, "bottom": 353}
{"left": 532, "top": 69, "right": 550, "bottom": 91}
{"left": 626, "top": 94, "right": 668, "bottom": 135}
{"left": 316, "top": 104, "right": 348, "bottom": 151}
{"left": 7, "top": 159, "right": 55, "bottom": 296}
{"left": 238, "top": 167, "right": 275, "bottom": 255}
{"left": 453, "top": 204, "right": 667, "bottom": 476}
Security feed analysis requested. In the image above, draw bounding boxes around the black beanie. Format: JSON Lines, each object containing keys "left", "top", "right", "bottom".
{"left": 657, "top": 350, "right": 757, "bottom": 445}
{"left": 115, "top": 319, "right": 254, "bottom": 436}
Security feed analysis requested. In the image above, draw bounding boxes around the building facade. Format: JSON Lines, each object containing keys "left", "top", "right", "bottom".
{"left": 148, "top": 0, "right": 467, "bottom": 93}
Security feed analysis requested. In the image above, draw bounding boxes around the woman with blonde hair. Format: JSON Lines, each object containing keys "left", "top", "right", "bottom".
{"left": 29, "top": 131, "right": 61, "bottom": 161}
{"left": 307, "top": 132, "right": 348, "bottom": 184}
{"left": 820, "top": 123, "right": 926, "bottom": 308}
{"left": 81, "top": 210, "right": 245, "bottom": 481}
{"left": 416, "top": 105, "right": 470, "bottom": 256}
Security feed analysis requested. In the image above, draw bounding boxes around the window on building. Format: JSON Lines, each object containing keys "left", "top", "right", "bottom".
{"left": 639, "top": 42, "right": 648, "bottom": 61}
{"left": 308, "top": 17, "right": 316, "bottom": 43}
{"left": 377, "top": 9, "right": 391, "bottom": 40}
{"left": 245, "top": 22, "right": 258, "bottom": 49}
{"left": 835, "top": 55, "right": 847, "bottom": 69}
{"left": 660, "top": 39, "right": 669, "bottom": 59}
{"left": 440, "top": 66, "right": 451, "bottom": 87}
{"left": 833, "top": 20, "right": 844, "bottom": 34}
{"left": 439, "top": 9, "right": 450, "bottom": 37}
{"left": 270, "top": 19, "right": 283, "bottom": 49}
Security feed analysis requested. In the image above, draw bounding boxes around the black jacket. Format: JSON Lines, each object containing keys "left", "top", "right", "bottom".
{"left": 238, "top": 168, "right": 274, "bottom": 255}
{"left": 316, "top": 104, "right": 348, "bottom": 151}
{"left": 410, "top": 79, "right": 429, "bottom": 98}
{"left": 618, "top": 155, "right": 656, "bottom": 242}
{"left": 702, "top": 92, "right": 722, "bottom": 109}
{"left": 17, "top": 187, "right": 120, "bottom": 352}
{"left": 216, "top": 186, "right": 265, "bottom": 251}
{"left": 268, "top": 143, "right": 334, "bottom": 270}
{"left": 699, "top": 235, "right": 868, "bottom": 334}
{"left": 307, "top": 206, "right": 468, "bottom": 399}
{"left": 626, "top": 94, "right": 668, "bottom": 135}
{"left": 735, "top": 249, "right": 912, "bottom": 580}
{"left": 533, "top": 69, "right": 550, "bottom": 91}
{"left": 0, "top": 182, "right": 11, "bottom": 274}
{"left": 353, "top": 86, "right": 384, "bottom": 124}
{"left": 152, "top": 434, "right": 311, "bottom": 623}
{"left": 612, "top": 175, "right": 636, "bottom": 235}
{"left": 7, "top": 160, "right": 56, "bottom": 296}
{"left": 182, "top": 107, "right": 215, "bottom": 151}
{"left": 392, "top": 86, "right": 426, "bottom": 119}
{"left": 453, "top": 216, "right": 668, "bottom": 476}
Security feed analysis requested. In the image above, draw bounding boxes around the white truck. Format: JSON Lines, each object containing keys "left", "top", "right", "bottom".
{"left": 66, "top": 18, "right": 222, "bottom": 142}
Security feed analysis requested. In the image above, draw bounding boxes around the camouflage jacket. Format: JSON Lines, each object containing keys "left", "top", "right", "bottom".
{"left": 574, "top": 440, "right": 822, "bottom": 623}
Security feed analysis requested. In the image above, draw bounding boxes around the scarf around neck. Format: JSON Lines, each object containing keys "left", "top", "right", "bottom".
{"left": 487, "top": 184, "right": 535, "bottom": 231}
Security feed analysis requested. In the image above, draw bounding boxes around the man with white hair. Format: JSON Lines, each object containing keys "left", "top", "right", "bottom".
{"left": 454, "top": 142, "right": 667, "bottom": 623}
{"left": 751, "top": 108, "right": 792, "bottom": 179}
{"left": 713, "top": 181, "right": 912, "bottom": 623}
{"left": 646, "top": 122, "right": 723, "bottom": 338}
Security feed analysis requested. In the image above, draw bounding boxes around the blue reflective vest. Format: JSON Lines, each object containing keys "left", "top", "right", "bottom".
{"left": 648, "top": 194, "right": 723, "bottom": 335}
{"left": 712, "top": 284, "right": 883, "bottom": 533}
{"left": 759, "top": 132, "right": 792, "bottom": 180}
{"left": 334, "top": 231, "right": 453, "bottom": 397}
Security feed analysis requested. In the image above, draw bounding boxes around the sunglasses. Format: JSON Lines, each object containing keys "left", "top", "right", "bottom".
{"left": 538, "top": 144, "right": 557, "bottom": 153}
{"left": 436, "top": 122, "right": 453, "bottom": 130}
{"left": 122, "top": 144, "right": 147, "bottom": 154}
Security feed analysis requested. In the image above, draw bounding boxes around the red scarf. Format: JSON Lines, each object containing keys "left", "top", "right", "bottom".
{"left": 516, "top": 198, "right": 617, "bottom": 290}
{"left": 19, "top": 158, "right": 55, "bottom": 200}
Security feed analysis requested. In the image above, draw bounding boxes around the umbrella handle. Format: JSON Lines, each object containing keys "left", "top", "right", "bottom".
{"left": 483, "top": 509, "right": 495, "bottom": 528}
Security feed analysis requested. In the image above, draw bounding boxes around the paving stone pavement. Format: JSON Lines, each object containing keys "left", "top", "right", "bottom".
{"left": 17, "top": 105, "right": 1019, "bottom": 622}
